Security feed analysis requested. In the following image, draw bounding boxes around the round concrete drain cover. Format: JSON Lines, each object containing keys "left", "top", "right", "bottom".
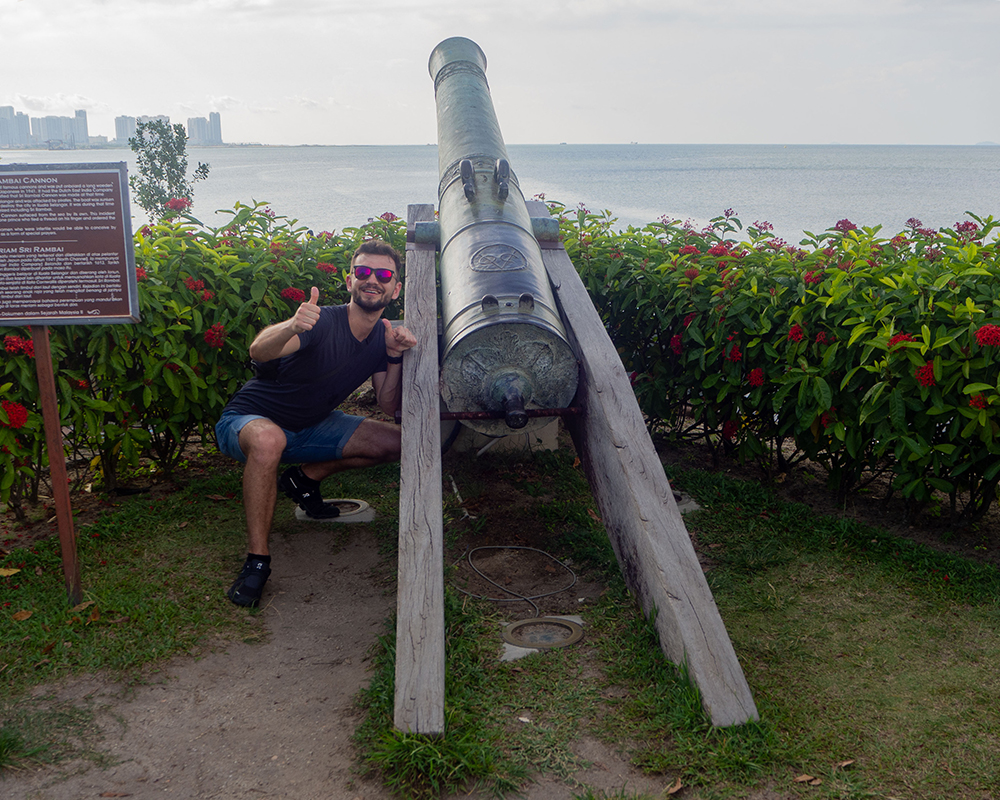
{"left": 502, "top": 617, "right": 584, "bottom": 649}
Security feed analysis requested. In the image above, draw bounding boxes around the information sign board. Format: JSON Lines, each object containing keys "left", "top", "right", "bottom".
{"left": 0, "top": 162, "right": 139, "bottom": 325}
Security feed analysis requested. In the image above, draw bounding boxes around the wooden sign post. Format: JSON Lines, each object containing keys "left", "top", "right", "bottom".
{"left": 0, "top": 162, "right": 138, "bottom": 606}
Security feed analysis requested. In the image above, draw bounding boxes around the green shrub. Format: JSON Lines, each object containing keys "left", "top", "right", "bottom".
{"left": 0, "top": 204, "right": 406, "bottom": 507}
{"left": 550, "top": 200, "right": 1000, "bottom": 523}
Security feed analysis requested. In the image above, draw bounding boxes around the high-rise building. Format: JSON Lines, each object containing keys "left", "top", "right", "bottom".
{"left": 116, "top": 114, "right": 170, "bottom": 144}
{"left": 115, "top": 115, "right": 137, "bottom": 143}
{"left": 186, "top": 113, "right": 223, "bottom": 145}
{"left": 209, "top": 111, "right": 222, "bottom": 145}
{"left": 10, "top": 112, "right": 30, "bottom": 147}
{"left": 31, "top": 115, "right": 79, "bottom": 147}
{"left": 74, "top": 110, "right": 89, "bottom": 145}
{"left": 187, "top": 116, "right": 211, "bottom": 145}
{"left": 0, "top": 106, "right": 13, "bottom": 148}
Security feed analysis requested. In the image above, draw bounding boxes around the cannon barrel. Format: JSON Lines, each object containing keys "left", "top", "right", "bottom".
{"left": 428, "top": 37, "right": 578, "bottom": 437}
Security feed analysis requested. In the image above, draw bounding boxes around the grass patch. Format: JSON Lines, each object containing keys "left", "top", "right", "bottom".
{"left": 356, "top": 453, "right": 1000, "bottom": 799}
{"left": 4, "top": 442, "right": 1000, "bottom": 798}
{"left": 0, "top": 694, "right": 110, "bottom": 774}
{"left": 1, "top": 465, "right": 261, "bottom": 699}
{"left": 671, "top": 467, "right": 1000, "bottom": 799}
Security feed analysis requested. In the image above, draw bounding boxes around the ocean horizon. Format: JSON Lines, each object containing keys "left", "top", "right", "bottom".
{"left": 5, "top": 143, "right": 999, "bottom": 245}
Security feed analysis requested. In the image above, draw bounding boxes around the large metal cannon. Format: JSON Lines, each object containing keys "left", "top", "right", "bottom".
{"left": 425, "top": 37, "right": 578, "bottom": 437}
{"left": 393, "top": 37, "right": 758, "bottom": 736}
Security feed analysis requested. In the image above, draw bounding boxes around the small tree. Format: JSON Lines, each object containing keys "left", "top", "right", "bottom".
{"left": 128, "top": 119, "right": 210, "bottom": 219}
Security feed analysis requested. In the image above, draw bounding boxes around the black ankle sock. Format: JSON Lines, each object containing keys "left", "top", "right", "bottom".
{"left": 292, "top": 466, "right": 321, "bottom": 490}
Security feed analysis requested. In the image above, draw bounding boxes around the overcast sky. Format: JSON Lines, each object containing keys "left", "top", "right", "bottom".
{"left": 3, "top": 0, "right": 998, "bottom": 147}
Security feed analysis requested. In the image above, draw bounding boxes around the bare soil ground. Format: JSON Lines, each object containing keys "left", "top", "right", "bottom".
{"left": 5, "top": 427, "right": 997, "bottom": 800}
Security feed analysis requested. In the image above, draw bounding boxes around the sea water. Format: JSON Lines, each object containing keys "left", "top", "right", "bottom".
{"left": 6, "top": 143, "right": 998, "bottom": 244}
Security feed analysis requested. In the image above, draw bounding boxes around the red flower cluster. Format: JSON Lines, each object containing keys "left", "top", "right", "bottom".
{"left": 748, "top": 368, "right": 765, "bottom": 387}
{"left": 803, "top": 270, "right": 823, "bottom": 285}
{"left": 684, "top": 268, "right": 700, "bottom": 280}
{"left": 201, "top": 290, "right": 215, "bottom": 301}
{"left": 787, "top": 324, "right": 805, "bottom": 343}
{"left": 3, "top": 336, "right": 34, "bottom": 357}
{"left": 1, "top": 399, "right": 28, "bottom": 429}
{"left": 888, "top": 332, "right": 915, "bottom": 349}
{"left": 708, "top": 244, "right": 729, "bottom": 257}
{"left": 281, "top": 287, "right": 306, "bottom": 303}
{"left": 915, "top": 361, "right": 936, "bottom": 387}
{"left": 379, "top": 211, "right": 399, "bottom": 222}
{"left": 815, "top": 331, "right": 831, "bottom": 345}
{"left": 683, "top": 313, "right": 697, "bottom": 328}
{"left": 75, "top": 379, "right": 89, "bottom": 390}
{"left": 185, "top": 277, "right": 205, "bottom": 292}
{"left": 722, "top": 419, "right": 738, "bottom": 441}
{"left": 316, "top": 262, "right": 337, "bottom": 274}
{"left": 820, "top": 408, "right": 836, "bottom": 429}
{"left": 670, "top": 334, "right": 683, "bottom": 356}
{"left": 969, "top": 394, "right": 989, "bottom": 410}
{"left": 679, "top": 245, "right": 699, "bottom": 256}
{"left": 204, "top": 324, "right": 227, "bottom": 349}
{"left": 975, "top": 324, "right": 1000, "bottom": 347}
{"left": 164, "top": 197, "right": 192, "bottom": 212}
{"left": 834, "top": 219, "right": 857, "bottom": 233}
{"left": 136, "top": 267, "right": 148, "bottom": 281}
{"left": 726, "top": 343, "right": 742, "bottom": 363}
{"left": 753, "top": 220, "right": 773, "bottom": 232}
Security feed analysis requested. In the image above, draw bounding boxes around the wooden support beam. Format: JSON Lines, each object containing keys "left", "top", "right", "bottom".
{"left": 534, "top": 208, "right": 758, "bottom": 726}
{"left": 394, "top": 204, "right": 446, "bottom": 734}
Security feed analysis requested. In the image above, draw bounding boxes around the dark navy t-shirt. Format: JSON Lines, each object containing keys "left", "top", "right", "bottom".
{"left": 222, "top": 304, "right": 388, "bottom": 432}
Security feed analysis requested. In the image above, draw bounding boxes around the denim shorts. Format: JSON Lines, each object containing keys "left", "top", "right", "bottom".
{"left": 214, "top": 410, "right": 365, "bottom": 465}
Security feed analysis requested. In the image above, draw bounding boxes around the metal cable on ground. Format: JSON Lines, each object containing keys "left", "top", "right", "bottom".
{"left": 453, "top": 545, "right": 578, "bottom": 619}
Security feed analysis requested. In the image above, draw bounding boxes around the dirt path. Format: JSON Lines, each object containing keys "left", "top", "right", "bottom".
{"left": 9, "top": 521, "right": 678, "bottom": 800}
{"left": 10, "top": 525, "right": 397, "bottom": 800}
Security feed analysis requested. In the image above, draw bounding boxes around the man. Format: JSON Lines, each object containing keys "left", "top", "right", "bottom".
{"left": 215, "top": 240, "right": 416, "bottom": 607}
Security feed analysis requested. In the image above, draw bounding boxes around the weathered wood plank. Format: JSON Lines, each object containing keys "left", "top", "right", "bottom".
{"left": 394, "top": 204, "right": 445, "bottom": 734}
{"left": 533, "top": 206, "right": 758, "bottom": 726}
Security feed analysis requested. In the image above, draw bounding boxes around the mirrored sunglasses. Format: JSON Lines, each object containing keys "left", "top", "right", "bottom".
{"left": 353, "top": 265, "right": 395, "bottom": 284}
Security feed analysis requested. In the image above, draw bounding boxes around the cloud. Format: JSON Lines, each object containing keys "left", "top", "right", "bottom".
{"left": 12, "top": 93, "right": 109, "bottom": 115}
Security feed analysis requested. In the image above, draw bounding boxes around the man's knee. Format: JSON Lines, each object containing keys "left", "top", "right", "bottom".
{"left": 240, "top": 419, "right": 287, "bottom": 463}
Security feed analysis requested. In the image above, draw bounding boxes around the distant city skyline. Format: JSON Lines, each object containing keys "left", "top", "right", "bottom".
{"left": 0, "top": 105, "right": 225, "bottom": 149}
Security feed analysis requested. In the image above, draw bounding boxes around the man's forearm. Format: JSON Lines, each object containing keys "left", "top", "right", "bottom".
{"left": 376, "top": 364, "right": 404, "bottom": 416}
{"left": 249, "top": 320, "right": 298, "bottom": 363}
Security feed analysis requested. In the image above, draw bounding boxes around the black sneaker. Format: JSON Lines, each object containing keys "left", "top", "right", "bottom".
{"left": 278, "top": 466, "right": 341, "bottom": 519}
{"left": 227, "top": 558, "right": 271, "bottom": 607}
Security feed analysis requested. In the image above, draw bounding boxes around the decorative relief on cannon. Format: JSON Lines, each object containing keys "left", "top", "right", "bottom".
{"left": 429, "top": 37, "right": 579, "bottom": 437}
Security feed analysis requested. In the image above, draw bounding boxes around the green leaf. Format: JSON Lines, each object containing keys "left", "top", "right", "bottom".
{"left": 849, "top": 324, "right": 872, "bottom": 346}
{"left": 889, "top": 389, "right": 906, "bottom": 431}
{"left": 812, "top": 377, "right": 832, "bottom": 410}
{"left": 251, "top": 278, "right": 268, "bottom": 303}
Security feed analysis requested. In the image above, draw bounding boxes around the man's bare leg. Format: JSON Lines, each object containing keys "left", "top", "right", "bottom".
{"left": 298, "top": 418, "right": 402, "bottom": 483}
{"left": 238, "top": 418, "right": 288, "bottom": 556}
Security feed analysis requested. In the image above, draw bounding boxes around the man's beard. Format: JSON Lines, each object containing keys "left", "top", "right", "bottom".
{"left": 351, "top": 283, "right": 393, "bottom": 312}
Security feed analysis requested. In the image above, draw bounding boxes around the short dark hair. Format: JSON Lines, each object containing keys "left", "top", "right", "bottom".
{"left": 352, "top": 240, "right": 402, "bottom": 274}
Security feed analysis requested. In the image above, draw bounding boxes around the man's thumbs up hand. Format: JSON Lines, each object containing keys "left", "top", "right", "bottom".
{"left": 291, "top": 286, "right": 322, "bottom": 333}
